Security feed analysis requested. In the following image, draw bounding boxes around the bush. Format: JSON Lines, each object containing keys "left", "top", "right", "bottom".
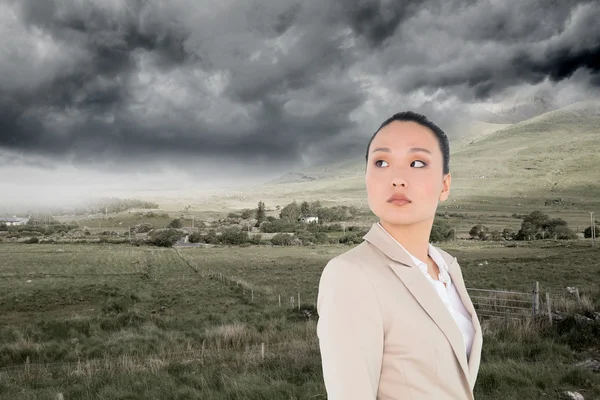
{"left": 23, "top": 237, "right": 39, "bottom": 244}
{"left": 430, "top": 220, "right": 455, "bottom": 242}
{"left": 551, "top": 225, "right": 578, "bottom": 240}
{"left": 132, "top": 223, "right": 154, "bottom": 233}
{"left": 147, "top": 229, "right": 184, "bottom": 247}
{"left": 502, "top": 228, "right": 515, "bottom": 240}
{"left": 313, "top": 232, "right": 329, "bottom": 244}
{"left": 294, "top": 230, "right": 317, "bottom": 245}
{"left": 249, "top": 234, "right": 262, "bottom": 245}
{"left": 220, "top": 229, "right": 249, "bottom": 245}
{"left": 188, "top": 232, "right": 203, "bottom": 243}
{"left": 584, "top": 225, "right": 599, "bottom": 239}
{"left": 338, "top": 233, "right": 364, "bottom": 245}
{"left": 168, "top": 219, "right": 183, "bottom": 229}
{"left": 240, "top": 209, "right": 254, "bottom": 219}
{"left": 260, "top": 220, "right": 299, "bottom": 233}
{"left": 271, "top": 233, "right": 294, "bottom": 246}
{"left": 469, "top": 224, "right": 489, "bottom": 240}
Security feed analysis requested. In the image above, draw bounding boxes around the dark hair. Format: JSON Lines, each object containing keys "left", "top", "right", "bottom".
{"left": 365, "top": 111, "right": 450, "bottom": 175}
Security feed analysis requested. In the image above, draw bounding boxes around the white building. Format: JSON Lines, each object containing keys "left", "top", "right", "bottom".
{"left": 301, "top": 216, "right": 319, "bottom": 224}
{"left": 0, "top": 217, "right": 30, "bottom": 226}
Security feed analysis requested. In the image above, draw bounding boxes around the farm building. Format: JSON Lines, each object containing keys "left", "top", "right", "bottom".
{"left": 0, "top": 216, "right": 30, "bottom": 226}
{"left": 301, "top": 216, "right": 319, "bottom": 224}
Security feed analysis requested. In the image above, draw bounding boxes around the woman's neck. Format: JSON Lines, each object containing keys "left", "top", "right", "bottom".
{"left": 378, "top": 219, "right": 433, "bottom": 262}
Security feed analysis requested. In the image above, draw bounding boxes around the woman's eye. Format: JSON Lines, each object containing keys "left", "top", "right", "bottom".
{"left": 375, "top": 160, "right": 389, "bottom": 167}
{"left": 411, "top": 160, "right": 427, "bottom": 168}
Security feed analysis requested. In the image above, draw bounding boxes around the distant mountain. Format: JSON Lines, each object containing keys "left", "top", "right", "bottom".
{"left": 266, "top": 120, "right": 510, "bottom": 186}
{"left": 256, "top": 100, "right": 600, "bottom": 207}
{"left": 470, "top": 95, "right": 559, "bottom": 124}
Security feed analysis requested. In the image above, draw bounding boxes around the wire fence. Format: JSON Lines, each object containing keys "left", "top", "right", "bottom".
{"left": 178, "top": 247, "right": 597, "bottom": 323}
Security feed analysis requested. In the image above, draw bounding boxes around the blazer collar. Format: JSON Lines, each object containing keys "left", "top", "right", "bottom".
{"left": 363, "top": 222, "right": 456, "bottom": 268}
{"left": 363, "top": 222, "right": 481, "bottom": 389}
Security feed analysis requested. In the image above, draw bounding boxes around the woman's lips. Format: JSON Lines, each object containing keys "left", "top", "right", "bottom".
{"left": 387, "top": 194, "right": 412, "bottom": 205}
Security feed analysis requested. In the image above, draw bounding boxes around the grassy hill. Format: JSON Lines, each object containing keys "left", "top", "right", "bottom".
{"left": 246, "top": 101, "right": 600, "bottom": 210}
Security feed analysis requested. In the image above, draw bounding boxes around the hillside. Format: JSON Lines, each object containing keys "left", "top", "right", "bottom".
{"left": 267, "top": 120, "right": 509, "bottom": 186}
{"left": 242, "top": 100, "right": 600, "bottom": 210}
{"left": 448, "top": 100, "right": 600, "bottom": 200}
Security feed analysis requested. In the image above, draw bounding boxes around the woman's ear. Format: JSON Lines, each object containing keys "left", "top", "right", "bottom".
{"left": 439, "top": 173, "right": 451, "bottom": 202}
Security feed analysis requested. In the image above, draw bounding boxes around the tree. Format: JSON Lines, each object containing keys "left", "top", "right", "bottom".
{"left": 280, "top": 201, "right": 301, "bottom": 222}
{"left": 520, "top": 211, "right": 550, "bottom": 239}
{"left": 255, "top": 201, "right": 266, "bottom": 227}
{"left": 545, "top": 218, "right": 568, "bottom": 239}
{"left": 309, "top": 200, "right": 322, "bottom": 215}
{"left": 300, "top": 201, "right": 310, "bottom": 218}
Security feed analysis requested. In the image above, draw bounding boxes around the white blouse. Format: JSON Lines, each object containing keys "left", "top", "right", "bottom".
{"left": 378, "top": 223, "right": 475, "bottom": 357}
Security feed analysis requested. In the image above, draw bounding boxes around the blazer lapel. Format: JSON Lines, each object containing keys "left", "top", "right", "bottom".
{"left": 439, "top": 250, "right": 483, "bottom": 388}
{"left": 363, "top": 224, "right": 471, "bottom": 384}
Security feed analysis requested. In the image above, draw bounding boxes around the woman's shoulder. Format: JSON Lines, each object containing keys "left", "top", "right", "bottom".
{"left": 326, "top": 240, "right": 381, "bottom": 264}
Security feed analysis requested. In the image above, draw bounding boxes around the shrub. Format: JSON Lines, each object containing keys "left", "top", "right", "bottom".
{"left": 338, "top": 233, "right": 364, "bottom": 245}
{"left": 583, "top": 225, "right": 599, "bottom": 239}
{"left": 220, "top": 229, "right": 249, "bottom": 245}
{"left": 430, "top": 220, "right": 455, "bottom": 242}
{"left": 249, "top": 234, "right": 262, "bottom": 245}
{"left": 132, "top": 223, "right": 153, "bottom": 233}
{"left": 294, "top": 230, "right": 317, "bottom": 245}
{"left": 271, "top": 233, "right": 294, "bottom": 246}
{"left": 188, "top": 232, "right": 203, "bottom": 243}
{"left": 260, "top": 220, "right": 299, "bottom": 233}
{"left": 23, "top": 237, "right": 39, "bottom": 244}
{"left": 147, "top": 229, "right": 184, "bottom": 247}
{"left": 313, "top": 232, "right": 329, "bottom": 244}
{"left": 469, "top": 224, "right": 489, "bottom": 240}
{"left": 168, "top": 219, "right": 183, "bottom": 229}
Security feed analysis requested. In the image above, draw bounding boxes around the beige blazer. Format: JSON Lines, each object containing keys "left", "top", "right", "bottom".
{"left": 316, "top": 223, "right": 483, "bottom": 400}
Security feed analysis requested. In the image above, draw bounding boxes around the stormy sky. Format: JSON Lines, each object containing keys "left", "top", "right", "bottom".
{"left": 1, "top": 0, "right": 599, "bottom": 209}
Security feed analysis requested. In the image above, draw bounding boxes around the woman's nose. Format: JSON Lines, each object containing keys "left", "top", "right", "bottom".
{"left": 392, "top": 178, "right": 407, "bottom": 188}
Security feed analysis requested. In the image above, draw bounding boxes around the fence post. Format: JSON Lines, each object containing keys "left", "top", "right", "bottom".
{"left": 532, "top": 281, "right": 539, "bottom": 319}
{"left": 278, "top": 294, "right": 281, "bottom": 307}
{"left": 251, "top": 289, "right": 254, "bottom": 303}
{"left": 291, "top": 296, "right": 295, "bottom": 308}
{"left": 574, "top": 287, "right": 581, "bottom": 304}
{"left": 546, "top": 292, "right": 552, "bottom": 325}
{"left": 298, "top": 292, "right": 301, "bottom": 310}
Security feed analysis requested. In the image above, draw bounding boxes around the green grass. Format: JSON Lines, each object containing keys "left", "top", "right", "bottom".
{"left": 0, "top": 240, "right": 599, "bottom": 399}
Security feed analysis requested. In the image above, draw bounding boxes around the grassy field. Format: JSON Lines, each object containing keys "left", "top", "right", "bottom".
{"left": 1, "top": 239, "right": 599, "bottom": 399}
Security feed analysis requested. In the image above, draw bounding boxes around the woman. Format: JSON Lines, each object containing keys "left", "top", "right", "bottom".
{"left": 316, "top": 111, "right": 483, "bottom": 400}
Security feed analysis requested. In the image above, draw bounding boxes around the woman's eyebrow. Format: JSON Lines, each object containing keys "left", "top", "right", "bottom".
{"left": 371, "top": 147, "right": 431, "bottom": 154}
{"left": 408, "top": 147, "right": 432, "bottom": 154}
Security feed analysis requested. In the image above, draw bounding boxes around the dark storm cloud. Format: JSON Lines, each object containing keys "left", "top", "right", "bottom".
{"left": 341, "top": 0, "right": 419, "bottom": 48}
{"left": 0, "top": 0, "right": 598, "bottom": 175}
{"left": 393, "top": 0, "right": 600, "bottom": 100}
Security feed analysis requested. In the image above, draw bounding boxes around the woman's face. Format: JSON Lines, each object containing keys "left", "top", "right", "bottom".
{"left": 365, "top": 121, "right": 451, "bottom": 227}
